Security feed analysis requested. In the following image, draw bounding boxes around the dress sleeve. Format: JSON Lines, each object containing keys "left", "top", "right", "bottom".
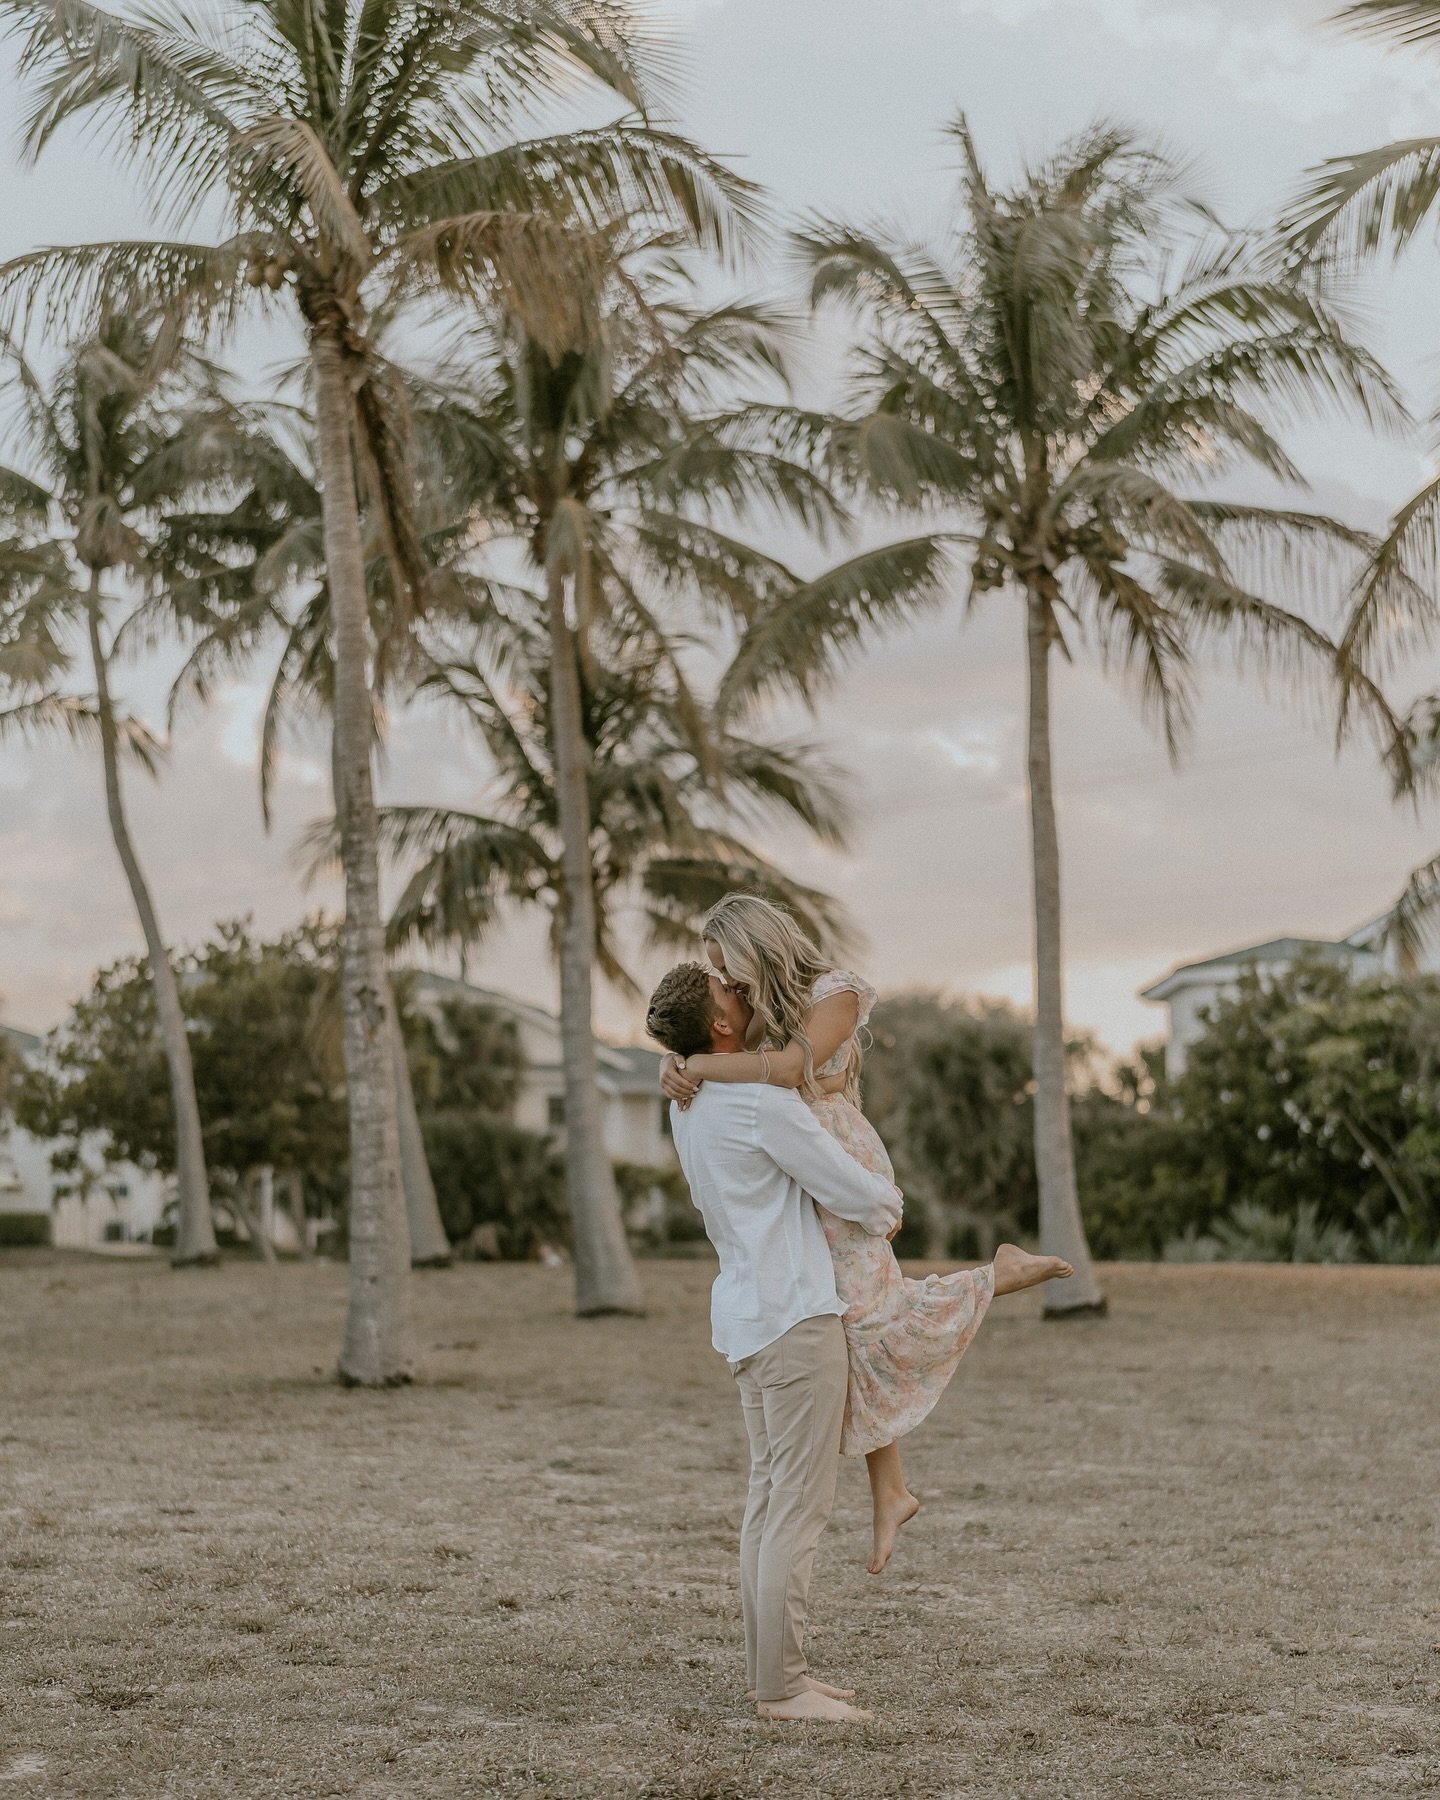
{"left": 810, "top": 969, "right": 879, "bottom": 1030}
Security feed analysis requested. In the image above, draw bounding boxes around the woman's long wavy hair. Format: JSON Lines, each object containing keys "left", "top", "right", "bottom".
{"left": 701, "top": 894, "right": 850, "bottom": 1101}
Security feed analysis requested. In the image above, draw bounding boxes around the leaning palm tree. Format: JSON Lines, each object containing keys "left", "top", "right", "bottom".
{"left": 0, "top": 315, "right": 230, "bottom": 1264}
{"left": 390, "top": 243, "right": 846, "bottom": 1313}
{"left": 1284, "top": 1, "right": 1440, "bottom": 969}
{"left": 724, "top": 119, "right": 1414, "bottom": 1315}
{"left": 165, "top": 409, "right": 455, "bottom": 1266}
{"left": 6, "top": 0, "right": 757, "bottom": 1375}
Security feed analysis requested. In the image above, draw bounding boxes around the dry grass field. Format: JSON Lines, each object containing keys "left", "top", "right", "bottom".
{"left": 2, "top": 1253, "right": 1438, "bottom": 1800}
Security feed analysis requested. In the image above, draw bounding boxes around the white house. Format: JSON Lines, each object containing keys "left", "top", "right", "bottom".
{"left": 407, "top": 971, "right": 674, "bottom": 1169}
{"left": 1, "top": 1023, "right": 170, "bottom": 1247}
{"left": 2, "top": 976, "right": 673, "bottom": 1250}
{"left": 1140, "top": 905, "right": 1440, "bottom": 1074}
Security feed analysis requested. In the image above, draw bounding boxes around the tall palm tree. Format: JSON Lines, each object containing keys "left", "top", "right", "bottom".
{"left": 1285, "top": 1, "right": 1440, "bottom": 969}
{"left": 390, "top": 247, "right": 846, "bottom": 1313}
{"left": 724, "top": 120, "right": 1414, "bottom": 1315}
{"left": 0, "top": 316, "right": 234, "bottom": 1264}
{"left": 6, "top": 0, "right": 757, "bottom": 1376}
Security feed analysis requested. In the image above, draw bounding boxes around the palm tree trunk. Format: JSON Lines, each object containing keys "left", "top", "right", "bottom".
{"left": 388, "top": 996, "right": 452, "bottom": 1265}
{"left": 311, "top": 321, "right": 412, "bottom": 1384}
{"left": 280, "top": 1171, "right": 314, "bottom": 1259}
{"left": 85, "top": 580, "right": 217, "bottom": 1267}
{"left": 1024, "top": 583, "right": 1106, "bottom": 1316}
{"left": 326, "top": 701, "right": 450, "bottom": 1271}
{"left": 229, "top": 1167, "right": 277, "bottom": 1264}
{"left": 545, "top": 564, "right": 644, "bottom": 1316}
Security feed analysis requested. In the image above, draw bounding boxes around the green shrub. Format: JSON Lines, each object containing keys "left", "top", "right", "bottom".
{"left": 1165, "top": 1200, "right": 1358, "bottom": 1265}
{"left": 420, "top": 1111, "right": 567, "bottom": 1259}
{"left": 1360, "top": 1215, "right": 1440, "bottom": 1265}
{"left": 614, "top": 1160, "right": 704, "bottom": 1251}
{"left": 0, "top": 1212, "right": 51, "bottom": 1247}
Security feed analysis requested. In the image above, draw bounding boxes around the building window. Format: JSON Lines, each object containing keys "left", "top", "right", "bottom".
{"left": 547, "top": 1096, "right": 566, "bottom": 1129}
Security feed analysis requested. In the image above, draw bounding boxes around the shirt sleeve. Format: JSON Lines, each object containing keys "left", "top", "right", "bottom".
{"left": 753, "top": 1090, "right": 902, "bottom": 1237}
{"left": 811, "top": 968, "right": 879, "bottom": 1031}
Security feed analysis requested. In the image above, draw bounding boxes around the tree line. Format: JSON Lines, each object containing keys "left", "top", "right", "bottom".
{"left": 865, "top": 967, "right": 1440, "bottom": 1267}
{"left": 3, "top": 0, "right": 1440, "bottom": 1378}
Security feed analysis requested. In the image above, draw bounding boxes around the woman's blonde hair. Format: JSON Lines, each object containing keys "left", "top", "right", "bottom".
{"left": 701, "top": 893, "right": 852, "bottom": 1100}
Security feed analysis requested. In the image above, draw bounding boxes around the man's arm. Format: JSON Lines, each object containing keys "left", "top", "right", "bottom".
{"left": 753, "top": 1090, "right": 902, "bottom": 1237}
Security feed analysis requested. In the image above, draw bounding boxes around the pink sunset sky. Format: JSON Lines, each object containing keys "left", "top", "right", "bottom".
{"left": 3, "top": 0, "right": 1440, "bottom": 1058}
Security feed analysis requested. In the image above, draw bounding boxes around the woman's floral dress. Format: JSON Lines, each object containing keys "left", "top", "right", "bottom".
{"left": 807, "top": 969, "right": 994, "bottom": 1457}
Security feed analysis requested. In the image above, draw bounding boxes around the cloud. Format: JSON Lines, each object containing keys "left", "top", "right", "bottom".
{"left": 4, "top": 2, "right": 1440, "bottom": 1058}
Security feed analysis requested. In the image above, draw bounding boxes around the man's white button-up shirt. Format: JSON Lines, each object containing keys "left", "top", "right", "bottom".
{"left": 670, "top": 1082, "right": 903, "bottom": 1362}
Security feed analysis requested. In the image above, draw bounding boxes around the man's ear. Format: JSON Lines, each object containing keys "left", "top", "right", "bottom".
{"left": 711, "top": 1012, "right": 737, "bottom": 1049}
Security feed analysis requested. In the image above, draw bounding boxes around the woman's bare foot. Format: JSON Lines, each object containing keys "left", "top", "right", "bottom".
{"left": 992, "top": 1242, "right": 1073, "bottom": 1296}
{"left": 747, "top": 1675, "right": 855, "bottom": 1701}
{"left": 868, "top": 1487, "right": 920, "bottom": 1575}
{"left": 758, "top": 1690, "right": 874, "bottom": 1723}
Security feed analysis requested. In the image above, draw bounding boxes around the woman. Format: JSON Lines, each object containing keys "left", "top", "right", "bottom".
{"left": 659, "top": 893, "right": 1071, "bottom": 1574}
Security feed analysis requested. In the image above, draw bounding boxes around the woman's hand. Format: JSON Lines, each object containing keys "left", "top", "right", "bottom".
{"left": 660, "top": 1053, "right": 701, "bottom": 1108}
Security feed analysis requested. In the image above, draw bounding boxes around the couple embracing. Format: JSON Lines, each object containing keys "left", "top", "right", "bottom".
{"left": 645, "top": 895, "right": 1073, "bottom": 1723}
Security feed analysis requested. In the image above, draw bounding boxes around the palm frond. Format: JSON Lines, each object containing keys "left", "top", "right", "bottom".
{"left": 1385, "top": 851, "right": 1440, "bottom": 974}
{"left": 393, "top": 211, "right": 606, "bottom": 362}
{"left": 1333, "top": 2, "right": 1440, "bottom": 50}
{"left": 1284, "top": 136, "right": 1440, "bottom": 261}
{"left": 14, "top": 0, "right": 260, "bottom": 223}
{"left": 0, "top": 690, "right": 164, "bottom": 769}
{"left": 233, "top": 114, "right": 370, "bottom": 264}
{"left": 713, "top": 735, "right": 852, "bottom": 847}
{"left": 377, "top": 120, "right": 763, "bottom": 263}
{"left": 0, "top": 235, "right": 270, "bottom": 337}
{"left": 621, "top": 434, "right": 845, "bottom": 537}
{"left": 1338, "top": 472, "right": 1440, "bottom": 672}
{"left": 1154, "top": 556, "right": 1417, "bottom": 794}
{"left": 1076, "top": 559, "right": 1195, "bottom": 761}
{"left": 640, "top": 851, "right": 856, "bottom": 960}
{"left": 719, "top": 535, "right": 961, "bottom": 714}
{"left": 375, "top": 805, "right": 553, "bottom": 952}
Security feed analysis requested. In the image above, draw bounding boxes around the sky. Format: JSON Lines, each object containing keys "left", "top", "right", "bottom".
{"left": 4, "top": 0, "right": 1440, "bottom": 1058}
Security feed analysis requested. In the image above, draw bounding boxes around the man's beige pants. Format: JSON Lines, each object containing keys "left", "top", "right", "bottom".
{"left": 731, "top": 1312, "right": 848, "bottom": 1703}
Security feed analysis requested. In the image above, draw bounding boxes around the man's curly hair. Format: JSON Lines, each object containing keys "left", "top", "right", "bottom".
{"left": 645, "top": 962, "right": 718, "bottom": 1059}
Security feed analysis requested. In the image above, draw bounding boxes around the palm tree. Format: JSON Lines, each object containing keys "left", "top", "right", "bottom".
{"left": 385, "top": 247, "right": 847, "bottom": 1313}
{"left": 0, "top": 315, "right": 232, "bottom": 1264}
{"left": 1284, "top": 1, "right": 1440, "bottom": 970}
{"left": 6, "top": 0, "right": 757, "bottom": 1376}
{"left": 723, "top": 120, "right": 1414, "bottom": 1315}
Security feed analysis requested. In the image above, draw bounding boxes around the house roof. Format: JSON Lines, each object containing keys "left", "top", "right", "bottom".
{"left": 0, "top": 1022, "right": 43, "bottom": 1060}
{"left": 1139, "top": 936, "right": 1365, "bottom": 1003}
{"left": 404, "top": 970, "right": 663, "bottom": 1092}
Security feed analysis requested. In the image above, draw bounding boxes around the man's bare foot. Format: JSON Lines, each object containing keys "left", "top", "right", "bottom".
{"left": 868, "top": 1488, "right": 920, "bottom": 1575}
{"left": 992, "top": 1242, "right": 1074, "bottom": 1296}
{"left": 746, "top": 1675, "right": 855, "bottom": 1701}
{"left": 758, "top": 1690, "right": 874, "bottom": 1723}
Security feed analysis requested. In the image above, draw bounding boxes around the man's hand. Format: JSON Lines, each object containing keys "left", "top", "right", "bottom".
{"left": 660, "top": 1054, "right": 701, "bottom": 1108}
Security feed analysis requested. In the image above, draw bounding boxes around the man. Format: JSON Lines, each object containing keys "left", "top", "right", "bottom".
{"left": 646, "top": 961, "right": 902, "bottom": 1724}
